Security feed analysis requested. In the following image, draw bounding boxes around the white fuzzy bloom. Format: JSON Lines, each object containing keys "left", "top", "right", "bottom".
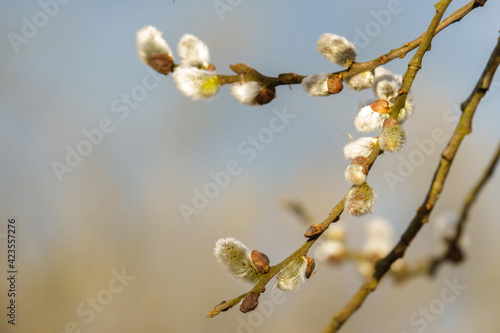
{"left": 362, "top": 217, "right": 395, "bottom": 259}
{"left": 373, "top": 67, "right": 414, "bottom": 124}
{"left": 345, "top": 71, "right": 374, "bottom": 91}
{"left": 230, "top": 81, "right": 263, "bottom": 105}
{"left": 354, "top": 105, "right": 389, "bottom": 133}
{"left": 379, "top": 124, "right": 406, "bottom": 153}
{"left": 314, "top": 240, "right": 347, "bottom": 261}
{"left": 345, "top": 164, "right": 366, "bottom": 185}
{"left": 301, "top": 73, "right": 330, "bottom": 96}
{"left": 276, "top": 256, "right": 308, "bottom": 291}
{"left": 316, "top": 33, "right": 357, "bottom": 68}
{"left": 214, "top": 238, "right": 260, "bottom": 284}
{"left": 373, "top": 67, "right": 400, "bottom": 103}
{"left": 172, "top": 66, "right": 219, "bottom": 99}
{"left": 136, "top": 26, "right": 173, "bottom": 67}
{"left": 177, "top": 34, "right": 210, "bottom": 68}
{"left": 345, "top": 183, "right": 377, "bottom": 216}
{"left": 344, "top": 137, "right": 377, "bottom": 159}
{"left": 315, "top": 225, "right": 347, "bottom": 261}
{"left": 325, "top": 224, "right": 346, "bottom": 242}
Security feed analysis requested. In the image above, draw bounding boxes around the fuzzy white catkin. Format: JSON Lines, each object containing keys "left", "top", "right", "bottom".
{"left": 362, "top": 217, "right": 395, "bottom": 259}
{"left": 373, "top": 67, "right": 415, "bottom": 123}
{"left": 345, "top": 71, "right": 374, "bottom": 91}
{"left": 354, "top": 105, "right": 389, "bottom": 133}
{"left": 345, "top": 183, "right": 377, "bottom": 216}
{"left": 314, "top": 240, "right": 346, "bottom": 261}
{"left": 136, "top": 26, "right": 173, "bottom": 67}
{"left": 345, "top": 164, "right": 367, "bottom": 185}
{"left": 230, "top": 81, "right": 262, "bottom": 105}
{"left": 301, "top": 74, "right": 330, "bottom": 96}
{"left": 379, "top": 125, "right": 406, "bottom": 152}
{"left": 344, "top": 137, "right": 377, "bottom": 159}
{"left": 373, "top": 67, "right": 400, "bottom": 103}
{"left": 276, "top": 256, "right": 308, "bottom": 291}
{"left": 172, "top": 66, "right": 219, "bottom": 99}
{"left": 214, "top": 238, "right": 260, "bottom": 284}
{"left": 177, "top": 34, "right": 210, "bottom": 68}
{"left": 316, "top": 33, "right": 357, "bottom": 68}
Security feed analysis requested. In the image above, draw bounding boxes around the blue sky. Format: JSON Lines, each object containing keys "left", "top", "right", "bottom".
{"left": 1, "top": 1, "right": 500, "bottom": 332}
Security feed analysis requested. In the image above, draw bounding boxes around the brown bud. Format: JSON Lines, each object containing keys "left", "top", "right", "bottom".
{"left": 240, "top": 292, "right": 259, "bottom": 313}
{"left": 278, "top": 73, "right": 300, "bottom": 84}
{"left": 351, "top": 156, "right": 371, "bottom": 175}
{"left": 370, "top": 99, "right": 390, "bottom": 114}
{"left": 304, "top": 224, "right": 324, "bottom": 238}
{"left": 256, "top": 86, "right": 276, "bottom": 105}
{"left": 383, "top": 118, "right": 398, "bottom": 128}
{"left": 447, "top": 244, "right": 464, "bottom": 263}
{"left": 305, "top": 257, "right": 316, "bottom": 279}
{"left": 327, "top": 75, "right": 343, "bottom": 94}
{"left": 150, "top": 54, "right": 174, "bottom": 75}
{"left": 229, "top": 63, "right": 252, "bottom": 75}
{"left": 251, "top": 250, "right": 270, "bottom": 274}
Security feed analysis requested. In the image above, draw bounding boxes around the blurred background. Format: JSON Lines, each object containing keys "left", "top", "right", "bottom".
{"left": 1, "top": 1, "right": 499, "bottom": 332}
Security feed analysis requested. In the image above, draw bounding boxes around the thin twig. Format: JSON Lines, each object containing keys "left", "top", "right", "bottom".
{"left": 322, "top": 31, "right": 500, "bottom": 333}
{"left": 429, "top": 139, "right": 500, "bottom": 275}
{"left": 216, "top": 0, "right": 484, "bottom": 88}
{"left": 344, "top": 0, "right": 486, "bottom": 81}
{"left": 207, "top": 196, "right": 346, "bottom": 317}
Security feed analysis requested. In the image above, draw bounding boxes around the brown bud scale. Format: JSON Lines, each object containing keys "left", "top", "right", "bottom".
{"left": 304, "top": 224, "right": 324, "bottom": 238}
{"left": 370, "top": 99, "right": 390, "bottom": 114}
{"left": 240, "top": 292, "right": 259, "bottom": 313}
{"left": 351, "top": 156, "right": 371, "bottom": 175}
{"left": 229, "top": 63, "right": 252, "bottom": 75}
{"left": 383, "top": 118, "right": 398, "bottom": 128}
{"left": 256, "top": 86, "right": 276, "bottom": 105}
{"left": 251, "top": 250, "right": 270, "bottom": 274}
{"left": 305, "top": 257, "right": 316, "bottom": 279}
{"left": 150, "top": 54, "right": 174, "bottom": 75}
{"left": 327, "top": 75, "right": 343, "bottom": 94}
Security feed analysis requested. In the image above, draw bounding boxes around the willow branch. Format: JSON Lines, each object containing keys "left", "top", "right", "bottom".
{"left": 429, "top": 138, "right": 500, "bottom": 275}
{"left": 207, "top": 196, "right": 346, "bottom": 318}
{"left": 207, "top": 0, "right": 489, "bottom": 321}
{"left": 323, "top": 1, "right": 452, "bottom": 330}
{"left": 322, "top": 31, "right": 500, "bottom": 333}
{"left": 344, "top": 0, "right": 486, "bottom": 80}
{"left": 216, "top": 0, "right": 484, "bottom": 89}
